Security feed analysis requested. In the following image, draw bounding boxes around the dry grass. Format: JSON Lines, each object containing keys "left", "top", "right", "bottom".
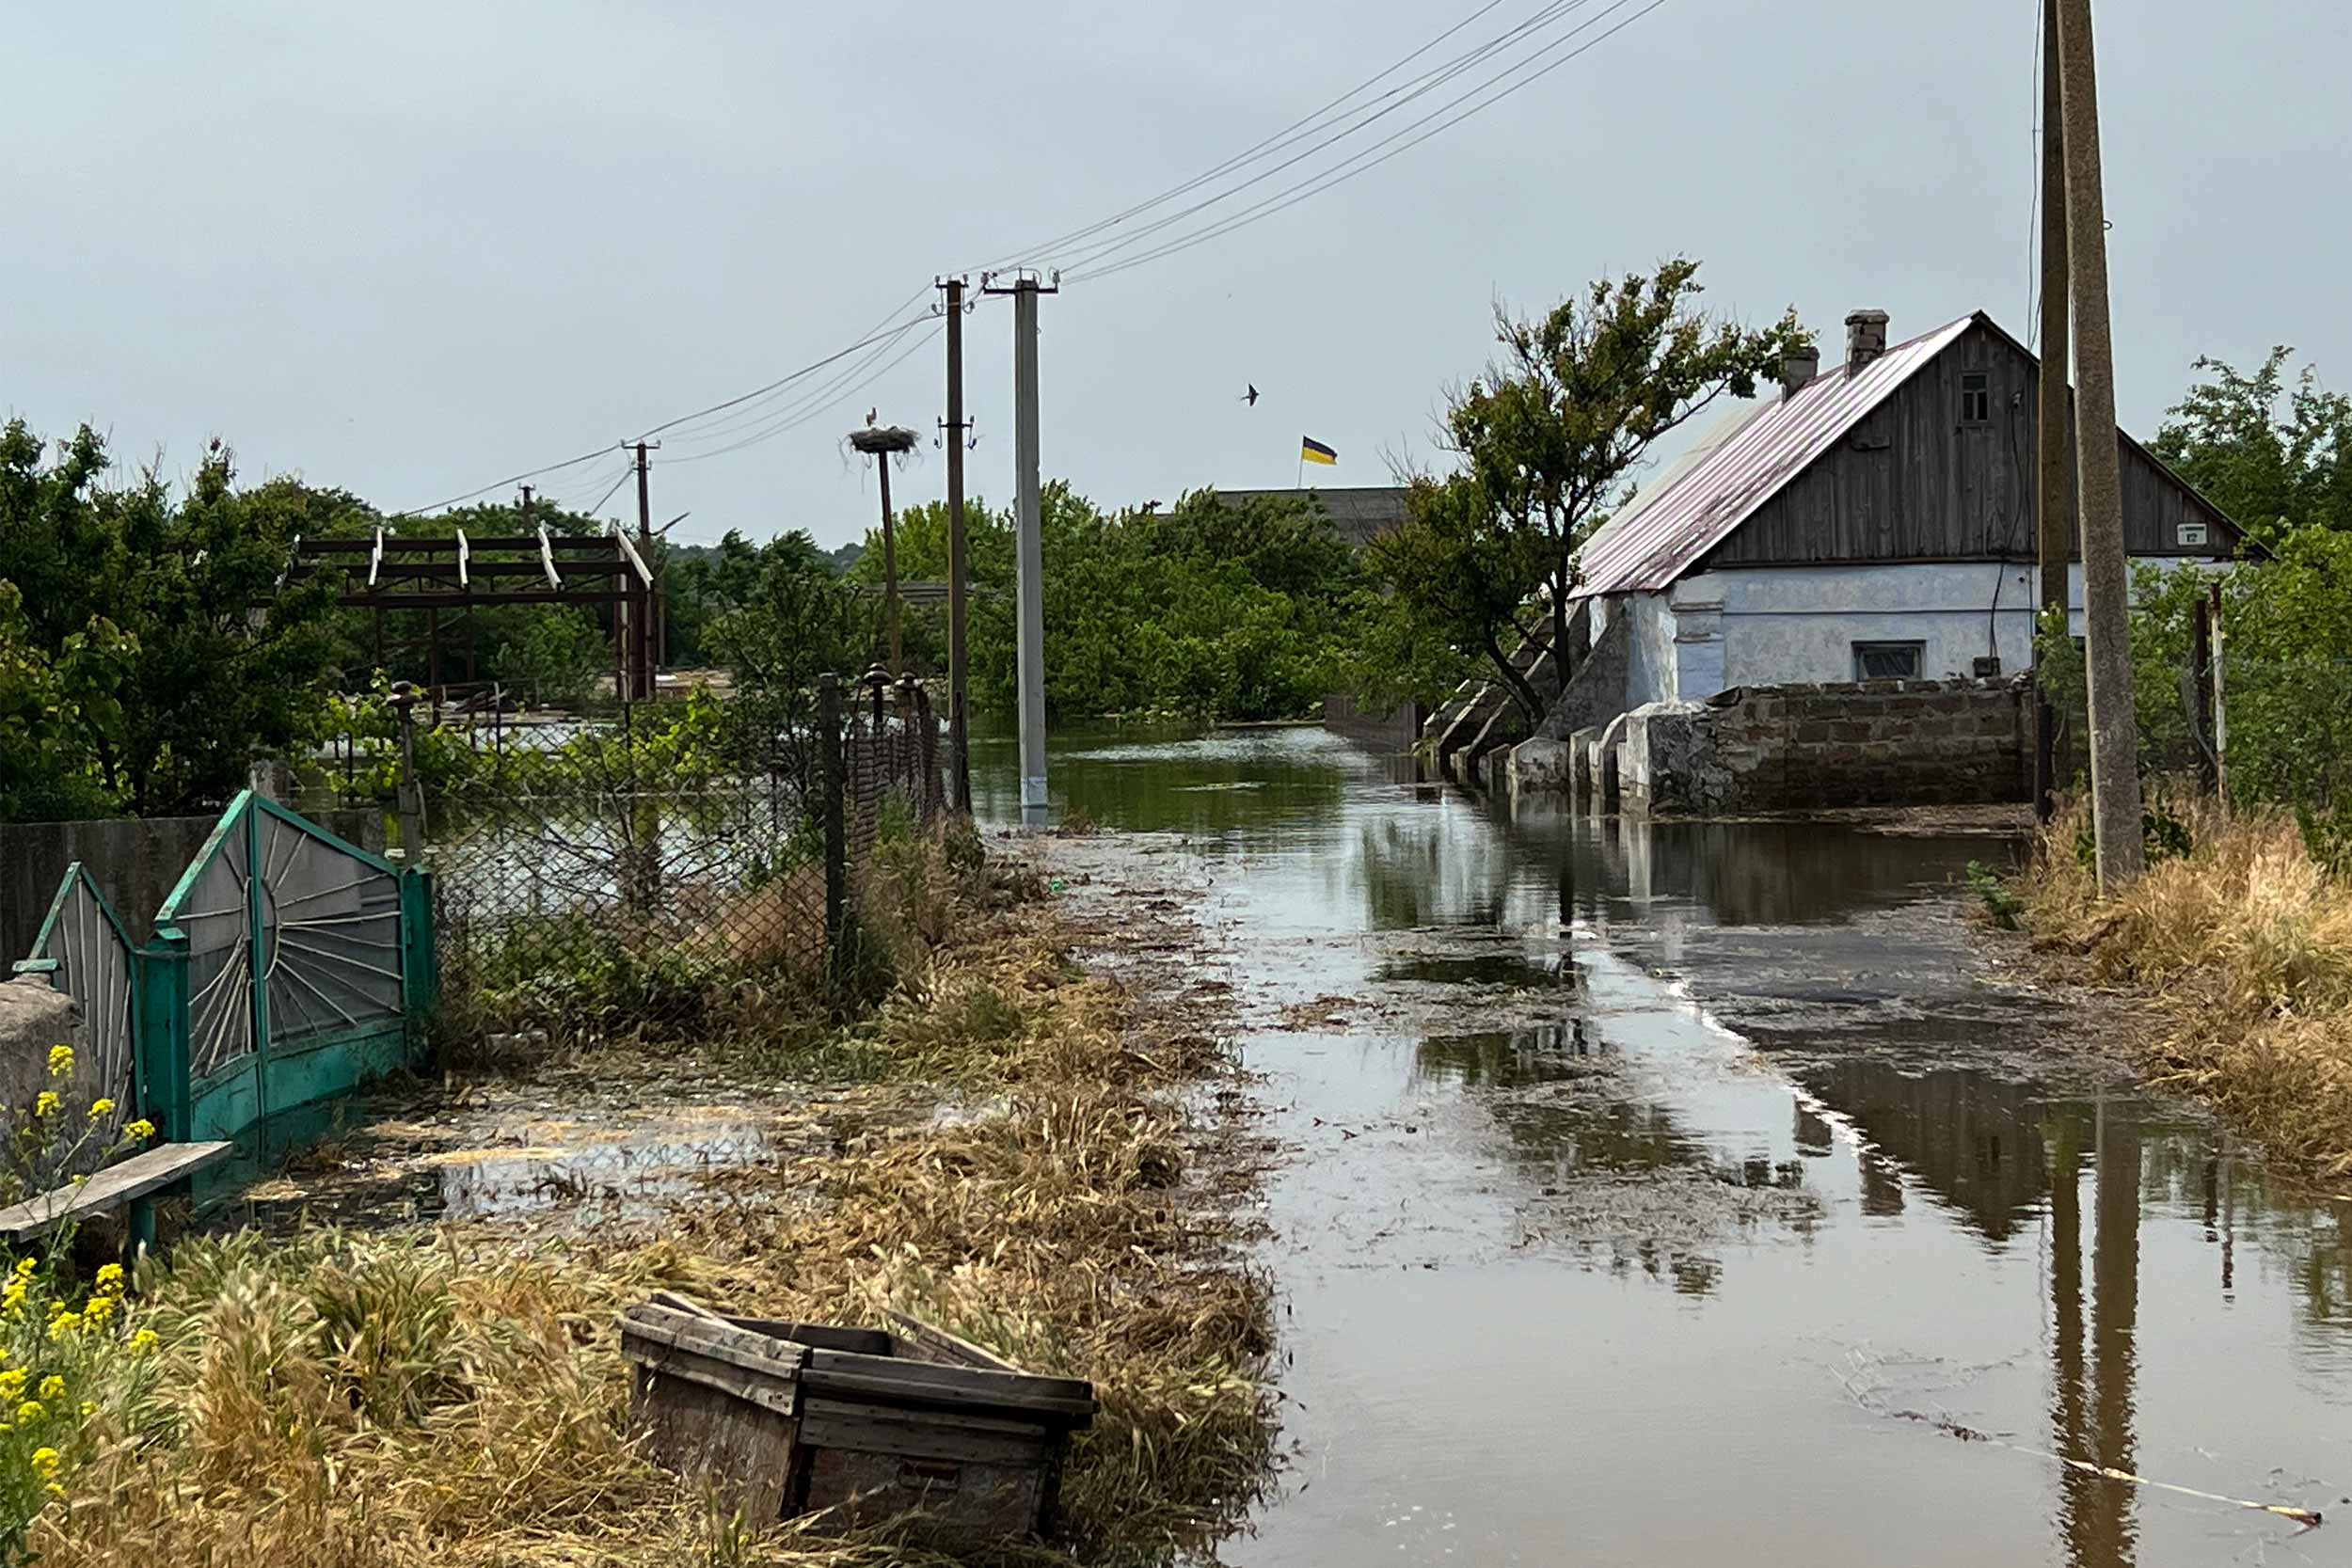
{"left": 36, "top": 844, "right": 1273, "bottom": 1566}
{"left": 2017, "top": 793, "right": 2352, "bottom": 1178}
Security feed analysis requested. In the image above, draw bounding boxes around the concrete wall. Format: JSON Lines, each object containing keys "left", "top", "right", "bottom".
{"left": 1618, "top": 676, "right": 2030, "bottom": 816}
{"left": 1, "top": 809, "right": 387, "bottom": 964}
{"left": 1323, "top": 692, "right": 1424, "bottom": 752}
{"left": 1618, "top": 591, "right": 1681, "bottom": 709}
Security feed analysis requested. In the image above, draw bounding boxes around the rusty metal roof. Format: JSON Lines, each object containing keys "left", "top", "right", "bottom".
{"left": 1570, "top": 314, "right": 1976, "bottom": 598}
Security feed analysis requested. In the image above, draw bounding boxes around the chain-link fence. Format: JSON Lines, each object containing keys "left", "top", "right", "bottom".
{"left": 347, "top": 673, "right": 948, "bottom": 1041}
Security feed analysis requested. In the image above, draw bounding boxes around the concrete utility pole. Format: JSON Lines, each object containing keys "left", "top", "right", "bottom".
{"left": 942, "top": 275, "right": 973, "bottom": 814}
{"left": 986, "top": 271, "right": 1056, "bottom": 817}
{"left": 878, "top": 456, "right": 901, "bottom": 672}
{"left": 2055, "top": 0, "right": 2144, "bottom": 889}
{"left": 631, "top": 441, "right": 657, "bottom": 701}
{"left": 2033, "top": 0, "right": 2073, "bottom": 825}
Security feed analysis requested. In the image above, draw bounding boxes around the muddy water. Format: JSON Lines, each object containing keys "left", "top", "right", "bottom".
{"left": 977, "top": 726, "right": 2352, "bottom": 1568}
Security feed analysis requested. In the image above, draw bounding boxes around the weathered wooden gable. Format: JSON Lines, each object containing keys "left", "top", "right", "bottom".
{"left": 1701, "top": 317, "right": 2237, "bottom": 569}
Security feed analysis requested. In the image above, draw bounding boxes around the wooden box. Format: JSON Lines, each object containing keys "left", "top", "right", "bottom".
{"left": 620, "top": 1296, "right": 1097, "bottom": 1544}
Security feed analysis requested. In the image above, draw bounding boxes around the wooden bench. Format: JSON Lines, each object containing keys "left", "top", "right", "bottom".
{"left": 0, "top": 1140, "right": 236, "bottom": 1248}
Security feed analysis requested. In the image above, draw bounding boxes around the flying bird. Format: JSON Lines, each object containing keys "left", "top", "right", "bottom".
{"left": 1243, "top": 384, "right": 1259, "bottom": 406}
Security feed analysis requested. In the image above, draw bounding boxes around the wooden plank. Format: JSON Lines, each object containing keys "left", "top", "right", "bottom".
{"left": 721, "top": 1316, "right": 894, "bottom": 1357}
{"left": 623, "top": 1335, "right": 801, "bottom": 1418}
{"left": 798, "top": 1395, "right": 1048, "bottom": 1465}
{"left": 630, "top": 1367, "right": 801, "bottom": 1526}
{"left": 0, "top": 1141, "right": 235, "bottom": 1241}
{"left": 799, "top": 1352, "right": 1095, "bottom": 1424}
{"left": 620, "top": 1305, "right": 808, "bottom": 1383}
{"left": 887, "top": 1310, "right": 1022, "bottom": 1372}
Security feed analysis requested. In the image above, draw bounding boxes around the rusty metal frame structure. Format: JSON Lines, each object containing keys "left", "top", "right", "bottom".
{"left": 293, "top": 525, "right": 658, "bottom": 701}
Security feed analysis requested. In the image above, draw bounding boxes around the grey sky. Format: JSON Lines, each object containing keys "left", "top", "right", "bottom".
{"left": 7, "top": 0, "right": 2344, "bottom": 551}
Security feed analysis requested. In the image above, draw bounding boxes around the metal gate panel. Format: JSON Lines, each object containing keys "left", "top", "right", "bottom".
{"left": 12, "top": 863, "right": 137, "bottom": 1134}
{"left": 155, "top": 802, "right": 263, "bottom": 1142}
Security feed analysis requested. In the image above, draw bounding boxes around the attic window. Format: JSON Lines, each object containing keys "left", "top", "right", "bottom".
{"left": 1960, "top": 372, "right": 1993, "bottom": 425}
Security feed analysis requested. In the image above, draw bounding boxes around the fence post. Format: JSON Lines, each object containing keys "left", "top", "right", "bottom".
{"left": 819, "top": 673, "right": 847, "bottom": 968}
{"left": 2193, "top": 591, "right": 2218, "bottom": 796}
{"left": 399, "top": 868, "right": 438, "bottom": 1068}
{"left": 389, "top": 685, "right": 426, "bottom": 861}
{"left": 2209, "top": 579, "right": 2229, "bottom": 807}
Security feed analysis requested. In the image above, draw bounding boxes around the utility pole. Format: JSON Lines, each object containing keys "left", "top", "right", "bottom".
{"left": 985, "top": 270, "right": 1057, "bottom": 817}
{"left": 942, "top": 275, "right": 973, "bottom": 813}
{"left": 2033, "top": 0, "right": 2072, "bottom": 826}
{"left": 2055, "top": 0, "right": 2144, "bottom": 890}
{"left": 627, "top": 440, "right": 660, "bottom": 702}
{"left": 878, "top": 452, "right": 901, "bottom": 672}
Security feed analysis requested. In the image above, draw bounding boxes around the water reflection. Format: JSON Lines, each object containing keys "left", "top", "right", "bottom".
{"left": 979, "top": 725, "right": 2352, "bottom": 1567}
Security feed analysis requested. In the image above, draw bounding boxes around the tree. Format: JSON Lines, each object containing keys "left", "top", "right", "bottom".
{"left": 0, "top": 581, "right": 132, "bottom": 821}
{"left": 1360, "top": 475, "right": 1538, "bottom": 712}
{"left": 2153, "top": 347, "right": 2352, "bottom": 546}
{"left": 0, "top": 421, "right": 346, "bottom": 817}
{"left": 1419, "top": 260, "right": 1805, "bottom": 721}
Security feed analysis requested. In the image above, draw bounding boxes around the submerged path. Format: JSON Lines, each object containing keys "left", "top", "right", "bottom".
{"left": 983, "top": 725, "right": 2352, "bottom": 1568}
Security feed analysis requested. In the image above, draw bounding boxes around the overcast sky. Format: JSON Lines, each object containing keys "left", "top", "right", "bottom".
{"left": 7, "top": 0, "right": 2344, "bottom": 550}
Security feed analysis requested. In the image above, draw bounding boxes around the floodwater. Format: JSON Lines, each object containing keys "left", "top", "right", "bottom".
{"left": 975, "top": 724, "right": 2352, "bottom": 1568}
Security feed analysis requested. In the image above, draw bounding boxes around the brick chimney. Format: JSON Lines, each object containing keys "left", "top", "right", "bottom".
{"left": 1779, "top": 347, "right": 1820, "bottom": 401}
{"left": 1845, "top": 309, "right": 1890, "bottom": 371}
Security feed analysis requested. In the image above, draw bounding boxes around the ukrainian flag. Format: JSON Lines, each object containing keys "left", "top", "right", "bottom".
{"left": 1300, "top": 436, "right": 1338, "bottom": 467}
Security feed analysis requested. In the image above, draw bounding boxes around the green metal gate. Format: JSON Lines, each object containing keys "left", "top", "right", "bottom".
{"left": 136, "top": 792, "right": 435, "bottom": 1157}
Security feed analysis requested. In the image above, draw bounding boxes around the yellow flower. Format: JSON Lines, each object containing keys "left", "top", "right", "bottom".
{"left": 38, "top": 1376, "right": 63, "bottom": 1401}
{"left": 4, "top": 1283, "right": 26, "bottom": 1315}
{"left": 94, "top": 1263, "right": 122, "bottom": 1293}
{"left": 14, "top": 1401, "right": 41, "bottom": 1425}
{"left": 0, "top": 1369, "right": 26, "bottom": 1395}
{"left": 87, "top": 1098, "right": 115, "bottom": 1121}
{"left": 8, "top": 1259, "right": 26, "bottom": 1281}
{"left": 78, "top": 1402, "right": 93, "bottom": 1418}
{"left": 123, "top": 1118, "right": 154, "bottom": 1142}
{"left": 47, "top": 1312, "right": 78, "bottom": 1340}
{"left": 43, "top": 1482, "right": 62, "bottom": 1499}
{"left": 46, "top": 1298, "right": 67, "bottom": 1320}
{"left": 29, "top": 1447, "right": 57, "bottom": 1476}
{"left": 33, "top": 1092, "right": 58, "bottom": 1118}
{"left": 129, "top": 1329, "right": 158, "bottom": 1355}
{"left": 46, "top": 1044, "right": 72, "bottom": 1079}
{"left": 82, "top": 1294, "right": 113, "bottom": 1326}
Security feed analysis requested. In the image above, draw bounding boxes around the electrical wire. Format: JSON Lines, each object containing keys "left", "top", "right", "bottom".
{"left": 968, "top": 0, "right": 1512, "bottom": 275}
{"left": 1040, "top": 0, "right": 1612, "bottom": 277}
{"left": 629, "top": 289, "right": 938, "bottom": 443}
{"left": 388, "top": 447, "right": 614, "bottom": 520}
{"left": 650, "top": 312, "right": 937, "bottom": 450}
{"left": 667, "top": 323, "right": 946, "bottom": 465}
{"left": 573, "top": 467, "right": 636, "bottom": 520}
{"left": 1067, "top": 0, "right": 1667, "bottom": 284}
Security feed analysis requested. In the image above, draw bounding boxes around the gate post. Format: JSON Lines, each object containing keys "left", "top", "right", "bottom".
{"left": 135, "top": 926, "right": 192, "bottom": 1146}
{"left": 400, "top": 868, "right": 438, "bottom": 1066}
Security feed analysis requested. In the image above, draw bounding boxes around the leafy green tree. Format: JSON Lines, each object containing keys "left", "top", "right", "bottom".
{"left": 0, "top": 582, "right": 133, "bottom": 821}
{"left": 496, "top": 610, "right": 606, "bottom": 708}
{"left": 1415, "top": 260, "right": 1806, "bottom": 720}
{"left": 0, "top": 422, "right": 346, "bottom": 816}
{"left": 2153, "top": 348, "right": 2352, "bottom": 546}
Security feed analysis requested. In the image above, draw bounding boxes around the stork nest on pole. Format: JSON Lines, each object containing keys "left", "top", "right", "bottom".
{"left": 847, "top": 425, "right": 920, "bottom": 456}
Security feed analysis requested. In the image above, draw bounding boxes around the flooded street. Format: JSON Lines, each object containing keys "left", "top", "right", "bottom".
{"left": 979, "top": 726, "right": 2352, "bottom": 1568}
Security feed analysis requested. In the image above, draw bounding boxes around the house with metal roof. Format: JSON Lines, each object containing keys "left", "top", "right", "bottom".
{"left": 1501, "top": 307, "right": 2243, "bottom": 788}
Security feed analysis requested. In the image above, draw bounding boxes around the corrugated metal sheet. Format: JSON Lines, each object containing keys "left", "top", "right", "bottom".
{"left": 1570, "top": 315, "right": 1976, "bottom": 598}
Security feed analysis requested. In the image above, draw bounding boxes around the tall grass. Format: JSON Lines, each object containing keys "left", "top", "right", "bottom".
{"left": 32, "top": 838, "right": 1273, "bottom": 1565}
{"left": 2018, "top": 794, "right": 2352, "bottom": 1178}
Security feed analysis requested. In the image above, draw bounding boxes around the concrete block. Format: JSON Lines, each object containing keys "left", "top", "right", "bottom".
{"left": 0, "top": 976, "right": 76, "bottom": 1122}
{"left": 1508, "top": 736, "right": 1577, "bottom": 796}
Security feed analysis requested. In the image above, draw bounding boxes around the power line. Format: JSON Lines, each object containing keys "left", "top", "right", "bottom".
{"left": 629, "top": 294, "right": 938, "bottom": 443}
{"left": 387, "top": 447, "right": 612, "bottom": 520}
{"left": 667, "top": 324, "right": 946, "bottom": 465}
{"left": 969, "top": 0, "right": 1512, "bottom": 275}
{"left": 1068, "top": 0, "right": 1667, "bottom": 284}
{"left": 1039, "top": 0, "right": 1611, "bottom": 277}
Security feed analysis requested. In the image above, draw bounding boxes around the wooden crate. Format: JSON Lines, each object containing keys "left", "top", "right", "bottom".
{"left": 620, "top": 1297, "right": 1096, "bottom": 1544}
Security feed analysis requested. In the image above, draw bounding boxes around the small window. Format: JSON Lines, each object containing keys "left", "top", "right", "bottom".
{"left": 1960, "top": 372, "right": 1993, "bottom": 425}
{"left": 1853, "top": 641, "right": 1925, "bottom": 681}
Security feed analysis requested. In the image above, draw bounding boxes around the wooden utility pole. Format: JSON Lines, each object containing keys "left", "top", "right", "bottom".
{"left": 2033, "top": 0, "right": 2073, "bottom": 825}
{"left": 2193, "top": 591, "right": 2217, "bottom": 795}
{"left": 877, "top": 455, "right": 901, "bottom": 673}
{"left": 2055, "top": 0, "right": 2144, "bottom": 890}
{"left": 626, "top": 440, "right": 659, "bottom": 702}
{"left": 942, "top": 275, "right": 973, "bottom": 813}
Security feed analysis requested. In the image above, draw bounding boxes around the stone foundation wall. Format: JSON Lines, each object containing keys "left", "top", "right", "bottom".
{"left": 1621, "top": 676, "right": 2029, "bottom": 816}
